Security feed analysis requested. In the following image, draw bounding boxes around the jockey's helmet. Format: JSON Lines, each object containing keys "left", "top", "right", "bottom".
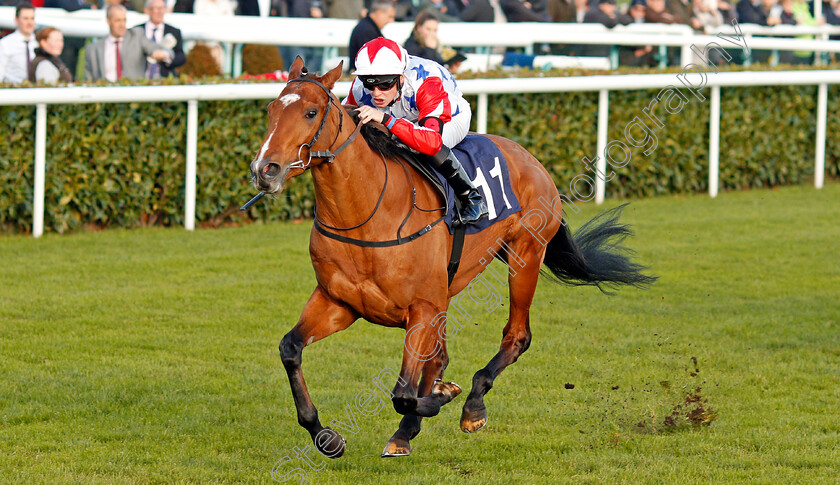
{"left": 354, "top": 37, "right": 407, "bottom": 76}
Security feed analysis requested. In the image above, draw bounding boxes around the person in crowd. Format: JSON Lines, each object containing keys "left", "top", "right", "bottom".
{"left": 458, "top": 0, "right": 499, "bottom": 21}
{"left": 418, "top": 0, "right": 461, "bottom": 20}
{"left": 84, "top": 4, "right": 172, "bottom": 81}
{"left": 667, "top": 0, "right": 703, "bottom": 27}
{"left": 132, "top": 0, "right": 185, "bottom": 78}
{"left": 0, "top": 3, "right": 36, "bottom": 84}
{"left": 28, "top": 27, "right": 73, "bottom": 83}
{"left": 43, "top": 0, "right": 98, "bottom": 78}
{"left": 236, "top": 0, "right": 260, "bottom": 14}
{"left": 345, "top": 37, "right": 489, "bottom": 225}
{"left": 736, "top": 0, "right": 781, "bottom": 24}
{"left": 584, "top": 0, "right": 631, "bottom": 26}
{"left": 619, "top": 0, "right": 655, "bottom": 66}
{"left": 348, "top": 0, "right": 396, "bottom": 71}
{"left": 583, "top": 0, "right": 631, "bottom": 57}
{"left": 545, "top": 0, "right": 588, "bottom": 55}
{"left": 548, "top": 0, "right": 589, "bottom": 22}
{"left": 500, "top": 0, "right": 550, "bottom": 20}
{"left": 172, "top": 0, "right": 193, "bottom": 12}
{"left": 404, "top": 10, "right": 447, "bottom": 63}
{"left": 692, "top": 0, "right": 724, "bottom": 27}
{"left": 645, "top": 0, "right": 679, "bottom": 22}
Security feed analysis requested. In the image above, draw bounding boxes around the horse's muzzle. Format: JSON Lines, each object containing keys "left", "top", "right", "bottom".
{"left": 251, "top": 159, "right": 288, "bottom": 194}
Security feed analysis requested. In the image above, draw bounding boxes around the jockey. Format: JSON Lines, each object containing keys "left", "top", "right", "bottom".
{"left": 345, "top": 37, "right": 489, "bottom": 225}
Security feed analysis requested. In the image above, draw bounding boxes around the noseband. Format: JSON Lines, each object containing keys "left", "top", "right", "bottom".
{"left": 286, "top": 77, "right": 362, "bottom": 171}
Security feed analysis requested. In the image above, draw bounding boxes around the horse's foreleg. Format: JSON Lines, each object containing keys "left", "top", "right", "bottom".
{"left": 382, "top": 329, "right": 459, "bottom": 457}
{"left": 280, "top": 287, "right": 357, "bottom": 458}
{"left": 461, "top": 241, "right": 545, "bottom": 433}
{"left": 391, "top": 300, "right": 458, "bottom": 418}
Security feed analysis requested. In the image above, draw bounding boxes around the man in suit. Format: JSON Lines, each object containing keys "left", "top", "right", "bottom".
{"left": 348, "top": 0, "right": 395, "bottom": 72}
{"left": 84, "top": 3, "right": 172, "bottom": 81}
{"left": 133, "top": 0, "right": 186, "bottom": 78}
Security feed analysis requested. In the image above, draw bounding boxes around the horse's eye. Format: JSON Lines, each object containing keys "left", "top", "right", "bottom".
{"left": 305, "top": 109, "right": 317, "bottom": 119}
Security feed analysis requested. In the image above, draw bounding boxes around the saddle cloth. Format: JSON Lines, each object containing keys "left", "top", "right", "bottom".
{"left": 441, "top": 134, "right": 522, "bottom": 234}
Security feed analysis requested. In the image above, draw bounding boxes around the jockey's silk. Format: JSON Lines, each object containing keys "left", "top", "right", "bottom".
{"left": 345, "top": 54, "right": 471, "bottom": 155}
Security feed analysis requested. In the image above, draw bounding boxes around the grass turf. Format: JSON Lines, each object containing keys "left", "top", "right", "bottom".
{"left": 1, "top": 183, "right": 838, "bottom": 484}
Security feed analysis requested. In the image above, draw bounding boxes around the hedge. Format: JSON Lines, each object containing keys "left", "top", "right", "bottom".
{"left": 1, "top": 65, "right": 838, "bottom": 233}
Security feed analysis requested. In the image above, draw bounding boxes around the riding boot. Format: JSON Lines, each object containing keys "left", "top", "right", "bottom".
{"left": 431, "top": 147, "right": 489, "bottom": 225}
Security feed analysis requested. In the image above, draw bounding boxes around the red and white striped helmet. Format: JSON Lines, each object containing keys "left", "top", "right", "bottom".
{"left": 354, "top": 37, "right": 407, "bottom": 76}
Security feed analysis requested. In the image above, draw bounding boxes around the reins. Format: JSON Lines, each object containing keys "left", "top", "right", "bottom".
{"left": 242, "top": 76, "right": 446, "bottom": 249}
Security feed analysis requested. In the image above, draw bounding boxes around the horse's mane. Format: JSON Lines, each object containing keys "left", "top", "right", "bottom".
{"left": 342, "top": 106, "right": 408, "bottom": 161}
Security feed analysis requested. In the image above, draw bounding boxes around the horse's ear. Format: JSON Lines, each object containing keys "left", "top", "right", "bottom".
{"left": 289, "top": 56, "right": 305, "bottom": 79}
{"left": 320, "top": 61, "right": 343, "bottom": 90}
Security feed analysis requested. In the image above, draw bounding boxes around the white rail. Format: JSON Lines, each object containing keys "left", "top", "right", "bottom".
{"left": 1, "top": 69, "right": 836, "bottom": 237}
{"left": 4, "top": 8, "right": 840, "bottom": 73}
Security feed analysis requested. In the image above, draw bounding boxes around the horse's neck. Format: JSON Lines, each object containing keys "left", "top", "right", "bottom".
{"left": 310, "top": 136, "right": 391, "bottom": 229}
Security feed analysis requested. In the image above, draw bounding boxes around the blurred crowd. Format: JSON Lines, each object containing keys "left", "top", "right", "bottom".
{"left": 2, "top": 0, "right": 840, "bottom": 84}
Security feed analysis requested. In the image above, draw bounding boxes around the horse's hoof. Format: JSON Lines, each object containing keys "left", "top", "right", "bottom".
{"left": 433, "top": 379, "right": 462, "bottom": 405}
{"left": 460, "top": 415, "right": 487, "bottom": 433}
{"left": 460, "top": 402, "right": 488, "bottom": 433}
{"left": 314, "top": 427, "right": 346, "bottom": 458}
{"left": 381, "top": 438, "right": 411, "bottom": 457}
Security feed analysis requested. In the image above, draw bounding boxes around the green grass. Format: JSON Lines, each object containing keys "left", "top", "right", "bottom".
{"left": 1, "top": 183, "right": 839, "bottom": 484}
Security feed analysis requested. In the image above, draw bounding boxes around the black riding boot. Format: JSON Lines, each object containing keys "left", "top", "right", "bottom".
{"left": 431, "top": 147, "right": 489, "bottom": 225}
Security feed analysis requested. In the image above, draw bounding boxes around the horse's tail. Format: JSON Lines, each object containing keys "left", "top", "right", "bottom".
{"left": 541, "top": 203, "right": 657, "bottom": 293}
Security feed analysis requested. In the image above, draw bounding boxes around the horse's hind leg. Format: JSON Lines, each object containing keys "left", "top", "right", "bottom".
{"left": 460, "top": 238, "right": 546, "bottom": 433}
{"left": 280, "top": 287, "right": 357, "bottom": 458}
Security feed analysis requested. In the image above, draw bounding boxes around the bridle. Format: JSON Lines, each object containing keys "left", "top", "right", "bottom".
{"left": 286, "top": 77, "right": 362, "bottom": 172}
{"left": 249, "top": 76, "right": 450, "bottom": 261}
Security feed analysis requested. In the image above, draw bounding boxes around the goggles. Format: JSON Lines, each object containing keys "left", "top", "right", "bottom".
{"left": 361, "top": 75, "right": 400, "bottom": 91}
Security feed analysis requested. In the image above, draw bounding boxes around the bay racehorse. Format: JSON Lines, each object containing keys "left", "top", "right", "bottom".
{"left": 249, "top": 58, "right": 655, "bottom": 458}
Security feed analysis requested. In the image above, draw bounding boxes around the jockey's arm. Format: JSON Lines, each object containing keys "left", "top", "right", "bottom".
{"left": 383, "top": 77, "right": 452, "bottom": 156}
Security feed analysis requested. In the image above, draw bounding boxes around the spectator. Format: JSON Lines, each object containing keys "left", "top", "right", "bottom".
{"left": 133, "top": 0, "right": 185, "bottom": 78}
{"left": 458, "top": 0, "right": 498, "bottom": 21}
{"left": 418, "top": 0, "right": 461, "bottom": 21}
{"left": 348, "top": 0, "right": 396, "bottom": 71}
{"left": 548, "top": 0, "right": 589, "bottom": 22}
{"left": 325, "top": 0, "right": 364, "bottom": 18}
{"left": 346, "top": 37, "right": 488, "bottom": 224}
{"left": 546, "top": 0, "right": 588, "bottom": 55}
{"left": 237, "top": 0, "right": 260, "bottom": 14}
{"left": 84, "top": 4, "right": 172, "bottom": 81}
{"left": 645, "top": 0, "right": 679, "bottom": 22}
{"left": 619, "top": 0, "right": 655, "bottom": 66}
{"left": 692, "top": 0, "right": 724, "bottom": 27}
{"left": 667, "top": 0, "right": 703, "bottom": 27}
{"left": 28, "top": 27, "right": 73, "bottom": 83}
{"left": 583, "top": 0, "right": 631, "bottom": 57}
{"left": 43, "top": 0, "right": 98, "bottom": 79}
{"left": 0, "top": 3, "right": 36, "bottom": 84}
{"left": 584, "top": 0, "right": 631, "bottom": 26}
{"left": 628, "top": 0, "right": 647, "bottom": 22}
{"left": 172, "top": 0, "right": 194, "bottom": 12}
{"left": 404, "top": 10, "right": 447, "bottom": 63}
{"left": 736, "top": 0, "right": 781, "bottom": 24}
{"left": 500, "top": 0, "right": 551, "bottom": 20}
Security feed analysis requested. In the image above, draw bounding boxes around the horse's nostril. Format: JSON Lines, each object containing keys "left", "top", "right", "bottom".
{"left": 262, "top": 163, "right": 282, "bottom": 179}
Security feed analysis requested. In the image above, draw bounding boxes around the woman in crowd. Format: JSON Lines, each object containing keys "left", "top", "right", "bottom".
{"left": 404, "top": 10, "right": 447, "bottom": 64}
{"left": 28, "top": 27, "right": 73, "bottom": 83}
